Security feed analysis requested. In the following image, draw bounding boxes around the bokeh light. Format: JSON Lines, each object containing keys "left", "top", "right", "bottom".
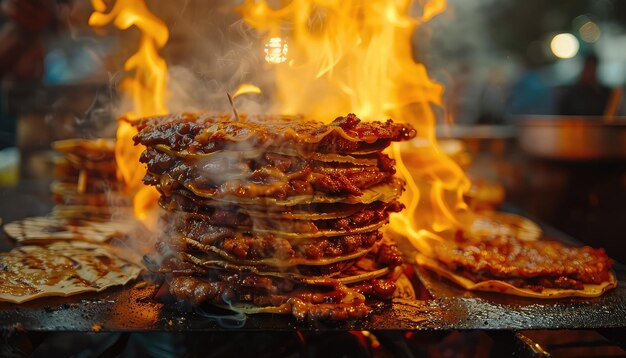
{"left": 550, "top": 33, "right": 580, "bottom": 59}
{"left": 579, "top": 21, "right": 601, "bottom": 43}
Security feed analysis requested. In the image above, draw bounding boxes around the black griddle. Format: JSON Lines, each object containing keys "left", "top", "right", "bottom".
{"left": 1, "top": 183, "right": 625, "bottom": 332}
{"left": 1, "top": 281, "right": 626, "bottom": 331}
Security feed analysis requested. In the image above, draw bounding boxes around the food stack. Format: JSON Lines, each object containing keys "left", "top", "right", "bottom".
{"left": 416, "top": 231, "right": 616, "bottom": 298}
{"left": 4, "top": 139, "right": 133, "bottom": 244}
{"left": 134, "top": 113, "right": 416, "bottom": 321}
{"left": 51, "top": 139, "right": 131, "bottom": 221}
{"left": 0, "top": 139, "right": 143, "bottom": 303}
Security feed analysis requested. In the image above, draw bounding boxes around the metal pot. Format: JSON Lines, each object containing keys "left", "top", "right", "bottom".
{"left": 516, "top": 116, "right": 626, "bottom": 160}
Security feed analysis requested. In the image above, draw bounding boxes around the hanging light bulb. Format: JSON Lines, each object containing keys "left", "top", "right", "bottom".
{"left": 264, "top": 37, "right": 288, "bottom": 64}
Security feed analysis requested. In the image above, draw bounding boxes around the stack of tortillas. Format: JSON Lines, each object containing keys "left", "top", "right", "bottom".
{"left": 4, "top": 139, "right": 135, "bottom": 244}
{"left": 51, "top": 138, "right": 131, "bottom": 222}
{"left": 0, "top": 139, "right": 142, "bottom": 303}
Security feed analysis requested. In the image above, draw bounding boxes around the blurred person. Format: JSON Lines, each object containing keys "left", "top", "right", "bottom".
{"left": 0, "top": 0, "right": 73, "bottom": 148}
{"left": 476, "top": 65, "right": 509, "bottom": 125}
{"left": 508, "top": 57, "right": 555, "bottom": 117}
{"left": 446, "top": 63, "right": 482, "bottom": 125}
{"left": 0, "top": 0, "right": 52, "bottom": 148}
{"left": 0, "top": 0, "right": 67, "bottom": 81}
{"left": 559, "top": 53, "right": 611, "bottom": 116}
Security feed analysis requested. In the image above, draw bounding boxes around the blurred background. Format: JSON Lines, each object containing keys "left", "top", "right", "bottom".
{"left": 0, "top": 0, "right": 624, "bottom": 260}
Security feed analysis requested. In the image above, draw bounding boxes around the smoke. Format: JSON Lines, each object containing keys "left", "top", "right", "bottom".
{"left": 166, "top": 66, "right": 268, "bottom": 115}
{"left": 195, "top": 295, "right": 248, "bottom": 329}
{"left": 90, "top": 0, "right": 499, "bottom": 315}
{"left": 416, "top": 0, "right": 515, "bottom": 124}
{"left": 151, "top": 1, "right": 273, "bottom": 114}
{"left": 71, "top": 0, "right": 520, "bottom": 126}
{"left": 420, "top": 0, "right": 509, "bottom": 66}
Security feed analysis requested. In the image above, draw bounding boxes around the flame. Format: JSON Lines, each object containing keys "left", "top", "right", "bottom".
{"left": 233, "top": 84, "right": 262, "bottom": 98}
{"left": 90, "top": 0, "right": 169, "bottom": 228}
{"left": 240, "top": 0, "right": 472, "bottom": 251}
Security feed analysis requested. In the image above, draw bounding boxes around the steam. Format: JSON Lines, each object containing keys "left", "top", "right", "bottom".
{"left": 153, "top": 1, "right": 270, "bottom": 113}
{"left": 89, "top": 1, "right": 273, "bottom": 118}
{"left": 88, "top": 0, "right": 461, "bottom": 317}
{"left": 195, "top": 295, "right": 248, "bottom": 329}
{"left": 87, "top": 0, "right": 514, "bottom": 127}
{"left": 418, "top": 0, "right": 515, "bottom": 124}
{"left": 164, "top": 61, "right": 269, "bottom": 116}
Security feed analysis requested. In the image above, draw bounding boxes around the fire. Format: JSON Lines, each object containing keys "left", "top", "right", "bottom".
{"left": 89, "top": 0, "right": 169, "bottom": 227}
{"left": 88, "top": 0, "right": 482, "bottom": 247}
{"left": 233, "top": 84, "right": 262, "bottom": 98}
{"left": 239, "top": 0, "right": 470, "bottom": 252}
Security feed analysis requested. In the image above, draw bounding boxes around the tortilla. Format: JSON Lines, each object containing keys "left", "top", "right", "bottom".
{"left": 52, "top": 138, "right": 116, "bottom": 161}
{"left": 3, "top": 216, "right": 135, "bottom": 243}
{"left": 0, "top": 241, "right": 141, "bottom": 303}
{"left": 154, "top": 144, "right": 380, "bottom": 166}
{"left": 184, "top": 237, "right": 372, "bottom": 267}
{"left": 165, "top": 190, "right": 377, "bottom": 220}
{"left": 52, "top": 206, "right": 133, "bottom": 222}
{"left": 184, "top": 178, "right": 404, "bottom": 206}
{"left": 416, "top": 253, "right": 618, "bottom": 299}
{"left": 182, "top": 252, "right": 390, "bottom": 285}
{"left": 172, "top": 210, "right": 386, "bottom": 238}
{"left": 51, "top": 182, "right": 129, "bottom": 206}
{"left": 467, "top": 211, "right": 542, "bottom": 242}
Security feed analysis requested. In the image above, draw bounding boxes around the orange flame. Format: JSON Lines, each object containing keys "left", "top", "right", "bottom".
{"left": 233, "top": 84, "right": 262, "bottom": 98}
{"left": 240, "top": 0, "right": 471, "bottom": 252}
{"left": 89, "top": 0, "right": 168, "bottom": 227}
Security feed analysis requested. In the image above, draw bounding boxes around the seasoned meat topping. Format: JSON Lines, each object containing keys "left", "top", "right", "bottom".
{"left": 140, "top": 147, "right": 397, "bottom": 198}
{"left": 136, "top": 113, "right": 411, "bottom": 321}
{"left": 134, "top": 113, "right": 416, "bottom": 154}
{"left": 434, "top": 232, "right": 613, "bottom": 290}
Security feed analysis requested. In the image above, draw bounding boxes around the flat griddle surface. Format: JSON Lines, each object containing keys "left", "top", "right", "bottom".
{"left": 1, "top": 281, "right": 626, "bottom": 331}
{"left": 1, "top": 182, "right": 625, "bottom": 331}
